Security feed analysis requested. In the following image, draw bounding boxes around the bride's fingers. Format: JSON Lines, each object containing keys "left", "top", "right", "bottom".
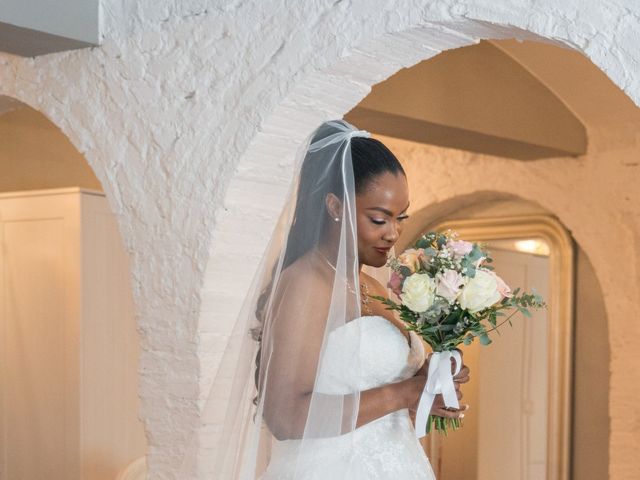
{"left": 453, "top": 365, "right": 470, "bottom": 380}
{"left": 429, "top": 392, "right": 470, "bottom": 418}
{"left": 433, "top": 406, "right": 467, "bottom": 419}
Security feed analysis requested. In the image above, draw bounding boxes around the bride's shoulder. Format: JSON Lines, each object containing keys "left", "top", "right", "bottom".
{"left": 272, "top": 253, "right": 332, "bottom": 332}
{"left": 278, "top": 252, "right": 330, "bottom": 291}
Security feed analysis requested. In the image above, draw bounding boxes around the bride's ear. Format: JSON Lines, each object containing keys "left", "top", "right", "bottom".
{"left": 324, "top": 192, "right": 343, "bottom": 221}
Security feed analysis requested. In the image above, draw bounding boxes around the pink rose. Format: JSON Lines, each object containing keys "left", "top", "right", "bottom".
{"left": 436, "top": 269, "right": 465, "bottom": 303}
{"left": 485, "top": 270, "right": 512, "bottom": 298}
{"left": 388, "top": 271, "right": 404, "bottom": 297}
{"left": 446, "top": 239, "right": 473, "bottom": 258}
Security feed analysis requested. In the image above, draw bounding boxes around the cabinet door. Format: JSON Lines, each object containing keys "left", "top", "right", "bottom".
{"left": 79, "top": 192, "right": 146, "bottom": 480}
{"left": 0, "top": 192, "right": 81, "bottom": 480}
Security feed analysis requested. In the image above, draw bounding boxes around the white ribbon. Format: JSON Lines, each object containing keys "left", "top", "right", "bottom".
{"left": 414, "top": 349, "right": 462, "bottom": 438}
{"left": 308, "top": 120, "right": 370, "bottom": 152}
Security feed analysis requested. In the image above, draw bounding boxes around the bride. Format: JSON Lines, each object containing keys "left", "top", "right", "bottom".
{"left": 180, "top": 120, "right": 470, "bottom": 479}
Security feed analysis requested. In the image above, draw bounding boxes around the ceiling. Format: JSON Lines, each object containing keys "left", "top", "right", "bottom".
{"left": 2, "top": 38, "right": 638, "bottom": 154}
{"left": 345, "top": 39, "right": 640, "bottom": 159}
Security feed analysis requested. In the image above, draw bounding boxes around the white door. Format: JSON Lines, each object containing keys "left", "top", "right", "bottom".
{"left": 0, "top": 191, "right": 82, "bottom": 480}
{"left": 0, "top": 188, "right": 146, "bottom": 480}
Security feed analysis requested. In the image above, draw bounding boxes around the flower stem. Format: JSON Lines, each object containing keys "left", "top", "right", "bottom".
{"left": 483, "top": 308, "right": 520, "bottom": 335}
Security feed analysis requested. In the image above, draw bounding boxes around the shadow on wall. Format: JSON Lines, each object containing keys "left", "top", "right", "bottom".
{"left": 0, "top": 97, "right": 103, "bottom": 193}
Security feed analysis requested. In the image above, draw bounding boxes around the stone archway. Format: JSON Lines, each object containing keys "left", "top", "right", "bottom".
{"left": 397, "top": 189, "right": 608, "bottom": 479}
{"left": 201, "top": 13, "right": 640, "bottom": 480}
{"left": 3, "top": 2, "right": 638, "bottom": 478}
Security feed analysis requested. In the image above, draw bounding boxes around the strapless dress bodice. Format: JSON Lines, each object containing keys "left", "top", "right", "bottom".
{"left": 315, "top": 315, "right": 426, "bottom": 393}
{"left": 259, "top": 315, "right": 436, "bottom": 480}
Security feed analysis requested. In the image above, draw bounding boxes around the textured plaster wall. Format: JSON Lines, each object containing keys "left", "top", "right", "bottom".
{"left": 1, "top": 1, "right": 639, "bottom": 478}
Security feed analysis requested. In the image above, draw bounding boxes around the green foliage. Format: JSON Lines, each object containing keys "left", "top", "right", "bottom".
{"left": 426, "top": 414, "right": 463, "bottom": 435}
{"left": 374, "top": 228, "right": 549, "bottom": 436}
{"left": 370, "top": 279, "right": 546, "bottom": 353}
{"left": 373, "top": 229, "right": 548, "bottom": 353}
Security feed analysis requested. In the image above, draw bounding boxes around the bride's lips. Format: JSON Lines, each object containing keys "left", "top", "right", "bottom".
{"left": 374, "top": 247, "right": 391, "bottom": 255}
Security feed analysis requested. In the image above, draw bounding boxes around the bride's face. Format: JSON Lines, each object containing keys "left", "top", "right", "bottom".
{"left": 356, "top": 171, "right": 410, "bottom": 268}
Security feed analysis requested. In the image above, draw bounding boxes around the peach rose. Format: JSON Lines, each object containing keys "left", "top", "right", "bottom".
{"left": 397, "top": 248, "right": 424, "bottom": 273}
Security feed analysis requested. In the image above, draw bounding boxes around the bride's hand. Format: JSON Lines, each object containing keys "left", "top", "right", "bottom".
{"left": 414, "top": 348, "right": 471, "bottom": 381}
{"left": 406, "top": 349, "right": 471, "bottom": 423}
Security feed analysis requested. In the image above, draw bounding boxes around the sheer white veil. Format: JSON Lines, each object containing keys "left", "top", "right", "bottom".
{"left": 178, "top": 119, "right": 395, "bottom": 479}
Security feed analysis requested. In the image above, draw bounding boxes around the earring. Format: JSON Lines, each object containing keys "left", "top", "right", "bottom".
{"left": 334, "top": 217, "right": 340, "bottom": 222}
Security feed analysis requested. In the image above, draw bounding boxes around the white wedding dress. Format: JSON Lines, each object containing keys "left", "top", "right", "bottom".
{"left": 259, "top": 315, "right": 437, "bottom": 479}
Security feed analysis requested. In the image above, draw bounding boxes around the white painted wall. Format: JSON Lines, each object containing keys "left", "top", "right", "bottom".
{"left": 0, "top": 1, "right": 639, "bottom": 478}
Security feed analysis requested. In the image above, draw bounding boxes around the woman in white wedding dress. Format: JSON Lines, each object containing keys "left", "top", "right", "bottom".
{"left": 180, "top": 120, "right": 470, "bottom": 480}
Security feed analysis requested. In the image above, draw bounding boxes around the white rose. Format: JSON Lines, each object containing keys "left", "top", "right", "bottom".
{"left": 458, "top": 269, "right": 502, "bottom": 313}
{"left": 436, "top": 269, "right": 465, "bottom": 303}
{"left": 400, "top": 273, "right": 436, "bottom": 313}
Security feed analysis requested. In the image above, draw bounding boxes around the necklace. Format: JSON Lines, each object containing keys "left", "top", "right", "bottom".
{"left": 316, "top": 249, "right": 373, "bottom": 315}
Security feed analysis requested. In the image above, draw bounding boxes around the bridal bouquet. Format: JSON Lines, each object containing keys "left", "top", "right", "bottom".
{"left": 369, "top": 229, "right": 546, "bottom": 437}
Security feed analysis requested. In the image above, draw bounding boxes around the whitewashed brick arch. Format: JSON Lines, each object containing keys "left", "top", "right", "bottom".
{"left": 1, "top": 1, "right": 639, "bottom": 478}
{"left": 203, "top": 8, "right": 640, "bottom": 480}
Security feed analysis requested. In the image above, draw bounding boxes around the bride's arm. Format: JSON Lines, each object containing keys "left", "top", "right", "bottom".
{"left": 363, "top": 276, "right": 470, "bottom": 424}
{"left": 262, "top": 269, "right": 427, "bottom": 440}
{"left": 354, "top": 378, "right": 419, "bottom": 428}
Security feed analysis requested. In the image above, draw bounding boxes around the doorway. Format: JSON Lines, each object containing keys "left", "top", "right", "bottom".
{"left": 418, "top": 214, "right": 574, "bottom": 480}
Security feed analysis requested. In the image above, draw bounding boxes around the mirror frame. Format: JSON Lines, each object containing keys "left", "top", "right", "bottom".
{"left": 415, "top": 214, "right": 574, "bottom": 480}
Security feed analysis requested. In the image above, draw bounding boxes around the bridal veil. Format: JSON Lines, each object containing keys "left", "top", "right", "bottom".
{"left": 178, "top": 120, "right": 395, "bottom": 479}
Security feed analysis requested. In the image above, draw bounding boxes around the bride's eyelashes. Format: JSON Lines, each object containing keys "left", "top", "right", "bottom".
{"left": 369, "top": 214, "right": 410, "bottom": 225}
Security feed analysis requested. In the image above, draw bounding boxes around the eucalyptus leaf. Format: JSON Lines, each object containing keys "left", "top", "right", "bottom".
{"left": 424, "top": 247, "right": 437, "bottom": 257}
{"left": 468, "top": 244, "right": 483, "bottom": 261}
{"left": 415, "top": 237, "right": 429, "bottom": 249}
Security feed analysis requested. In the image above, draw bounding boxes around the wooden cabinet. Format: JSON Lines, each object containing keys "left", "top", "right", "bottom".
{"left": 0, "top": 187, "right": 146, "bottom": 480}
